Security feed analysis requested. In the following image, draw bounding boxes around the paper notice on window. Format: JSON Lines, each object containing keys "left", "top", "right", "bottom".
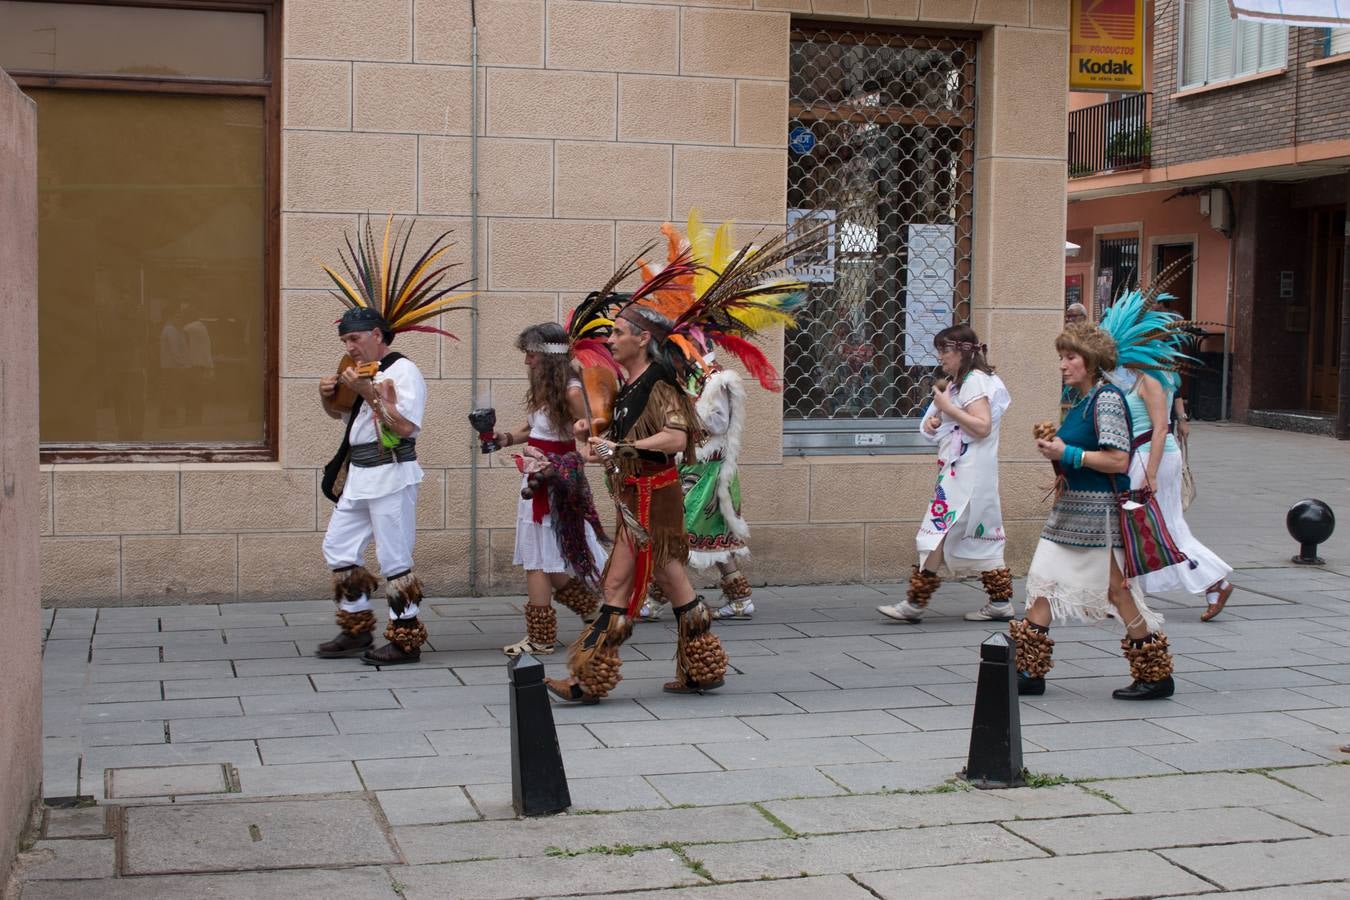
{"left": 905, "top": 224, "right": 955, "bottom": 367}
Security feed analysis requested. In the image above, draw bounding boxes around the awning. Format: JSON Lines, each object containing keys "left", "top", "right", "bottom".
{"left": 1229, "top": 0, "right": 1350, "bottom": 27}
{"left": 1066, "top": 241, "right": 1082, "bottom": 257}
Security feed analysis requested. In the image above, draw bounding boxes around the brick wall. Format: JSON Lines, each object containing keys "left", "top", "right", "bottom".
{"left": 1152, "top": 8, "right": 1350, "bottom": 168}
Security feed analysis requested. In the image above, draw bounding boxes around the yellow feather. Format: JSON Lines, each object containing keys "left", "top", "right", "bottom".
{"left": 390, "top": 245, "right": 453, "bottom": 319}
{"left": 320, "top": 265, "right": 368, "bottom": 308}
{"left": 577, "top": 318, "right": 614, "bottom": 336}
{"left": 389, "top": 292, "right": 474, "bottom": 327}
{"left": 379, "top": 214, "right": 394, "bottom": 313}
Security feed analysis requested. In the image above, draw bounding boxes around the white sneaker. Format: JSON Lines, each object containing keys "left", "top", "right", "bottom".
{"left": 878, "top": 601, "right": 925, "bottom": 622}
{"left": 637, "top": 599, "right": 663, "bottom": 622}
{"left": 964, "top": 603, "right": 1015, "bottom": 622}
{"left": 502, "top": 636, "right": 554, "bottom": 657}
{"left": 713, "top": 599, "right": 754, "bottom": 620}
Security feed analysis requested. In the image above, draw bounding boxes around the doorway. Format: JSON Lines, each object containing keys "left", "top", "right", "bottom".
{"left": 1153, "top": 242, "right": 1195, "bottom": 321}
{"left": 1307, "top": 208, "right": 1345, "bottom": 412}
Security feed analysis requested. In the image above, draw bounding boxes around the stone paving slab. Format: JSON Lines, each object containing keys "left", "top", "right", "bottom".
{"left": 169, "top": 712, "right": 338, "bottom": 743}
{"left": 164, "top": 675, "right": 315, "bottom": 700}
{"left": 391, "top": 849, "right": 703, "bottom": 900}
{"left": 107, "top": 763, "right": 232, "bottom": 798}
{"left": 376, "top": 786, "right": 480, "bottom": 826}
{"left": 240, "top": 689, "right": 400, "bottom": 715}
{"left": 1005, "top": 806, "right": 1314, "bottom": 854}
{"left": 1092, "top": 771, "right": 1313, "bottom": 811}
{"left": 394, "top": 805, "right": 779, "bottom": 864}
{"left": 1264, "top": 800, "right": 1350, "bottom": 835}
{"left": 555, "top": 874, "right": 879, "bottom": 900}
{"left": 854, "top": 849, "right": 1213, "bottom": 899}
{"left": 42, "top": 808, "right": 109, "bottom": 839}
{"left": 586, "top": 716, "right": 765, "bottom": 748}
{"left": 258, "top": 731, "right": 438, "bottom": 766}
{"left": 646, "top": 765, "right": 845, "bottom": 806}
{"left": 1020, "top": 719, "right": 1190, "bottom": 751}
{"left": 1267, "top": 763, "right": 1350, "bottom": 796}
{"left": 18, "top": 866, "right": 401, "bottom": 900}
{"left": 818, "top": 757, "right": 968, "bottom": 793}
{"left": 122, "top": 797, "right": 397, "bottom": 874}
{"left": 698, "top": 735, "right": 884, "bottom": 770}
{"left": 17, "top": 840, "right": 116, "bottom": 881}
{"left": 761, "top": 783, "right": 1118, "bottom": 835}
{"left": 689, "top": 822, "right": 1043, "bottom": 880}
{"left": 1140, "top": 737, "right": 1330, "bottom": 771}
{"left": 1160, "top": 835, "right": 1350, "bottom": 891}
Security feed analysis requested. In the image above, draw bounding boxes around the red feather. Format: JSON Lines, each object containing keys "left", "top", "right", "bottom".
{"left": 712, "top": 333, "right": 781, "bottom": 392}
{"left": 572, "top": 338, "right": 620, "bottom": 374}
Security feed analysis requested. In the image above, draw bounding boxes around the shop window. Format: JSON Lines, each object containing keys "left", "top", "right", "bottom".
{"left": 0, "top": 0, "right": 278, "bottom": 460}
{"left": 783, "top": 23, "right": 976, "bottom": 455}
{"left": 1180, "top": 0, "right": 1288, "bottom": 89}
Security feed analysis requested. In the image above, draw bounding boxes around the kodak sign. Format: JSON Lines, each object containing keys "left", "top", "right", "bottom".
{"left": 1070, "top": 0, "right": 1145, "bottom": 92}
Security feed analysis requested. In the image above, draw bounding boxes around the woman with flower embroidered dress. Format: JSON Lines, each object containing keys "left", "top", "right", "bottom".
{"left": 1099, "top": 291, "right": 1234, "bottom": 622}
{"left": 480, "top": 323, "right": 609, "bottom": 657}
{"left": 878, "top": 325, "right": 1013, "bottom": 624}
{"left": 1011, "top": 322, "right": 1176, "bottom": 701}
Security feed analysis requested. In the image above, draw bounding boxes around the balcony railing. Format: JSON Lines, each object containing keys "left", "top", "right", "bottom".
{"left": 1068, "top": 93, "right": 1151, "bottom": 179}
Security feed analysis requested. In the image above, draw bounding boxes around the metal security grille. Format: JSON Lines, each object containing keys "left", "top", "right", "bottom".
{"left": 1095, "top": 237, "right": 1139, "bottom": 316}
{"left": 784, "top": 23, "right": 976, "bottom": 454}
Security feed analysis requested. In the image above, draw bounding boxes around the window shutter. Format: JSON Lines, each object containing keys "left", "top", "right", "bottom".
{"left": 1331, "top": 27, "right": 1350, "bottom": 56}
{"left": 1182, "top": 0, "right": 1211, "bottom": 87}
{"left": 1207, "top": 0, "right": 1235, "bottom": 83}
{"left": 1258, "top": 24, "right": 1287, "bottom": 70}
{"left": 1235, "top": 20, "right": 1262, "bottom": 76}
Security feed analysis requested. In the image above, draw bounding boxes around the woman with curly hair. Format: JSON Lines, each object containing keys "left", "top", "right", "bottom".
{"left": 481, "top": 323, "right": 608, "bottom": 657}
{"left": 877, "top": 324, "right": 1013, "bottom": 624}
{"left": 1011, "top": 322, "right": 1176, "bottom": 701}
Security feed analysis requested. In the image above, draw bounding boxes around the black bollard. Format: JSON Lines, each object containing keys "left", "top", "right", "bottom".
{"left": 1287, "top": 499, "right": 1335, "bottom": 565}
{"left": 508, "top": 652, "right": 571, "bottom": 816}
{"left": 963, "top": 632, "right": 1025, "bottom": 789}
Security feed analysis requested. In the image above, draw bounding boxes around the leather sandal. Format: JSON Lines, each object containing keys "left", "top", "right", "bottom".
{"left": 544, "top": 678, "right": 599, "bottom": 705}
{"left": 1200, "top": 581, "right": 1233, "bottom": 622}
{"left": 662, "top": 677, "right": 725, "bottom": 695}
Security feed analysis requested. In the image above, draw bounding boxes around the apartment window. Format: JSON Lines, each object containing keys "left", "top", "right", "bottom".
{"left": 1180, "top": 0, "right": 1288, "bottom": 89}
{"left": 1328, "top": 27, "right": 1350, "bottom": 57}
{"left": 0, "top": 1, "right": 279, "bottom": 461}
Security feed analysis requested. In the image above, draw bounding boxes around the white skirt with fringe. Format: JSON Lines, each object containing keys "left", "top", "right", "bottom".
{"left": 1025, "top": 526, "right": 1165, "bottom": 632}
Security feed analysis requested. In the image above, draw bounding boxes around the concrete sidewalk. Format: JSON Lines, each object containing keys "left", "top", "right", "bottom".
{"left": 11, "top": 423, "right": 1350, "bottom": 898}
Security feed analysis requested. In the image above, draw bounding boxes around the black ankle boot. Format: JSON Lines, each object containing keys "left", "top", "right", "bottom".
{"left": 1017, "top": 672, "right": 1045, "bottom": 696}
{"left": 1112, "top": 676, "right": 1175, "bottom": 700}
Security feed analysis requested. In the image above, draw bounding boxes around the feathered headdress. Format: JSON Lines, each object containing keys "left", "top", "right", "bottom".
{"left": 321, "top": 214, "right": 473, "bottom": 339}
{"left": 1099, "top": 255, "right": 1213, "bottom": 392}
{"left": 621, "top": 211, "right": 825, "bottom": 391}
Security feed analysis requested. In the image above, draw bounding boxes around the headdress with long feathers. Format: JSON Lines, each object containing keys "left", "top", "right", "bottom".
{"left": 1099, "top": 256, "right": 1209, "bottom": 392}
{"left": 321, "top": 214, "right": 473, "bottom": 339}
{"left": 618, "top": 211, "right": 827, "bottom": 391}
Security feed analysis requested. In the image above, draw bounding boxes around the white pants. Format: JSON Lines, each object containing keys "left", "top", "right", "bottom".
{"left": 322, "top": 484, "right": 419, "bottom": 618}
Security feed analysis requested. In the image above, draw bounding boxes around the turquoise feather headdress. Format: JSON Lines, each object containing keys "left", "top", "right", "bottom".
{"left": 1099, "top": 288, "right": 1199, "bottom": 392}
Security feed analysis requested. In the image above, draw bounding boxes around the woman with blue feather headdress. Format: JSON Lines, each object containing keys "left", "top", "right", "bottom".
{"left": 1100, "top": 287, "right": 1234, "bottom": 622}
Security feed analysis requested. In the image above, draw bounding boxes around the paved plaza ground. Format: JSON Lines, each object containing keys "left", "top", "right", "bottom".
{"left": 10, "top": 423, "right": 1350, "bottom": 898}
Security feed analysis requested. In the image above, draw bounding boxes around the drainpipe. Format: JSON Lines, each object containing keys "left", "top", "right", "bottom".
{"left": 1338, "top": 181, "right": 1350, "bottom": 440}
{"left": 468, "top": 1, "right": 482, "bottom": 592}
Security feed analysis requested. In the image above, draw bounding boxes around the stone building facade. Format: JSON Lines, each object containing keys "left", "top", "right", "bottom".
{"left": 8, "top": 0, "right": 1069, "bottom": 604}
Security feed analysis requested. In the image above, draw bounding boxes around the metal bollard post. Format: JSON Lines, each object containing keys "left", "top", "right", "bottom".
{"left": 963, "top": 632, "right": 1025, "bottom": 789}
{"left": 1287, "top": 499, "right": 1335, "bottom": 565}
{"left": 508, "top": 652, "right": 571, "bottom": 816}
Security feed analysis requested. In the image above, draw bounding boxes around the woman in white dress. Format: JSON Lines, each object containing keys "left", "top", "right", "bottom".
{"left": 1099, "top": 292, "right": 1234, "bottom": 621}
{"left": 878, "top": 325, "right": 1014, "bottom": 623}
{"left": 482, "top": 323, "right": 610, "bottom": 656}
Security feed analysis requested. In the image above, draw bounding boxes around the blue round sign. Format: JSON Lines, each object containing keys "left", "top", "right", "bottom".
{"left": 788, "top": 127, "right": 816, "bottom": 155}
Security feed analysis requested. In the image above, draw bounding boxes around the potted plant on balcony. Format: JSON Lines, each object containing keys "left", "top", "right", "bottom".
{"left": 1105, "top": 124, "right": 1151, "bottom": 170}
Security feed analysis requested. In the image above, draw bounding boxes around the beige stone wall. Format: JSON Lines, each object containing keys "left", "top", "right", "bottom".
{"left": 40, "top": 0, "right": 1069, "bottom": 603}
{"left": 1, "top": 69, "right": 42, "bottom": 876}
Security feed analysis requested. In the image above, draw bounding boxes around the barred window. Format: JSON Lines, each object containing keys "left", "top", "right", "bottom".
{"left": 783, "top": 24, "right": 976, "bottom": 455}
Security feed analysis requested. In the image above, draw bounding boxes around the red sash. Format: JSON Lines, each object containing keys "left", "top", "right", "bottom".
{"left": 623, "top": 464, "right": 679, "bottom": 616}
{"left": 526, "top": 437, "right": 576, "bottom": 523}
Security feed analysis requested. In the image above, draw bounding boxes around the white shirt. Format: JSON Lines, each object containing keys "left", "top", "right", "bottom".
{"left": 343, "top": 356, "right": 426, "bottom": 500}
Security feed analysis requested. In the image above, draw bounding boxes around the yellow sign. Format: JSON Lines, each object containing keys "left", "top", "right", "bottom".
{"left": 1070, "top": 0, "right": 1145, "bottom": 92}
